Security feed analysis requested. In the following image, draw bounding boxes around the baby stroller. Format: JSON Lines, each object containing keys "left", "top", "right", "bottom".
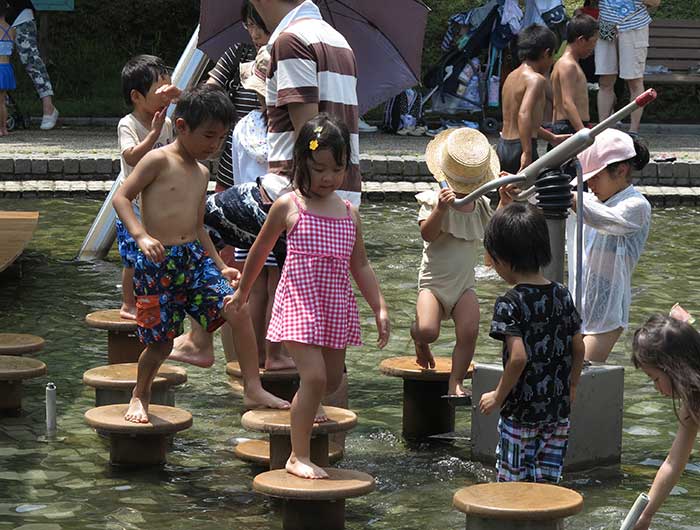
{"left": 5, "top": 93, "right": 29, "bottom": 131}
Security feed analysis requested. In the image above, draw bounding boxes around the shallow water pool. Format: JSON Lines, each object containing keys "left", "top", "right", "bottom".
{"left": 0, "top": 198, "right": 699, "bottom": 529}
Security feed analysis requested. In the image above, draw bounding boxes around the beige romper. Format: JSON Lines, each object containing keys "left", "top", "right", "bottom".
{"left": 417, "top": 191, "right": 493, "bottom": 319}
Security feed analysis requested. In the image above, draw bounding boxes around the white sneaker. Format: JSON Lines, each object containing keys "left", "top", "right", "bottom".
{"left": 40, "top": 108, "right": 59, "bottom": 130}
{"left": 358, "top": 117, "right": 378, "bottom": 133}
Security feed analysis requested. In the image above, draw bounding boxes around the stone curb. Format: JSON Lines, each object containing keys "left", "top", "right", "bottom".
{"left": 0, "top": 180, "right": 697, "bottom": 206}
{"left": 1, "top": 156, "right": 699, "bottom": 187}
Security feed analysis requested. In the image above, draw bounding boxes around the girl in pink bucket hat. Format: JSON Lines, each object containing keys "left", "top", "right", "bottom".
{"left": 566, "top": 128, "right": 651, "bottom": 363}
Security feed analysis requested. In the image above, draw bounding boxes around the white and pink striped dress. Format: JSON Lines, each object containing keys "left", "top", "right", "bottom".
{"left": 266, "top": 194, "right": 362, "bottom": 349}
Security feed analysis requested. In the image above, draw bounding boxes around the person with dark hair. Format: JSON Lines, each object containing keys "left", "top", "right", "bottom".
{"left": 567, "top": 128, "right": 651, "bottom": 363}
{"left": 497, "top": 24, "right": 568, "bottom": 174}
{"left": 630, "top": 313, "right": 700, "bottom": 530}
{"left": 113, "top": 84, "right": 290, "bottom": 423}
{"left": 550, "top": 14, "right": 598, "bottom": 137}
{"left": 480, "top": 202, "right": 585, "bottom": 484}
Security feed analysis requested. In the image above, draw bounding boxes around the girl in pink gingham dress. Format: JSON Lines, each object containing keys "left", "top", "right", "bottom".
{"left": 229, "top": 114, "right": 389, "bottom": 480}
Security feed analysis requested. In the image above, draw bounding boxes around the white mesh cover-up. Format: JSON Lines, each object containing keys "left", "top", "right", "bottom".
{"left": 566, "top": 185, "right": 651, "bottom": 334}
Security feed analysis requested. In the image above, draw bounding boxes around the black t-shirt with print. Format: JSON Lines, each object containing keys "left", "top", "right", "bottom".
{"left": 490, "top": 282, "right": 582, "bottom": 424}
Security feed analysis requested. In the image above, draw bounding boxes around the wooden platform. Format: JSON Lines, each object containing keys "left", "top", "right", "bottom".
{"left": 254, "top": 468, "right": 375, "bottom": 500}
{"left": 84, "top": 309, "right": 143, "bottom": 364}
{"left": 226, "top": 361, "right": 299, "bottom": 402}
{"left": 646, "top": 19, "right": 700, "bottom": 85}
{"left": 0, "top": 333, "right": 45, "bottom": 355}
{"left": 0, "top": 355, "right": 47, "bottom": 415}
{"left": 235, "top": 439, "right": 344, "bottom": 466}
{"left": 0, "top": 211, "right": 39, "bottom": 273}
{"left": 241, "top": 407, "right": 357, "bottom": 435}
{"left": 85, "top": 310, "right": 138, "bottom": 332}
{"left": 379, "top": 356, "right": 474, "bottom": 381}
{"left": 83, "top": 363, "right": 187, "bottom": 390}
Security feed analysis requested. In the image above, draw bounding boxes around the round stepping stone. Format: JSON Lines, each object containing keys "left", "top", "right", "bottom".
{"left": 0, "top": 355, "right": 47, "bottom": 416}
{"left": 0, "top": 333, "right": 45, "bottom": 355}
{"left": 453, "top": 482, "right": 583, "bottom": 530}
{"left": 253, "top": 468, "right": 374, "bottom": 530}
{"left": 83, "top": 363, "right": 187, "bottom": 407}
{"left": 379, "top": 356, "right": 474, "bottom": 440}
{"left": 85, "top": 310, "right": 142, "bottom": 364}
{"left": 226, "top": 361, "right": 299, "bottom": 402}
{"left": 235, "top": 439, "right": 344, "bottom": 467}
{"left": 241, "top": 407, "right": 356, "bottom": 470}
{"left": 84, "top": 404, "right": 192, "bottom": 466}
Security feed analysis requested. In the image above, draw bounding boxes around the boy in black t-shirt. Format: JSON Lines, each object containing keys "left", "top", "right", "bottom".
{"left": 480, "top": 203, "right": 585, "bottom": 483}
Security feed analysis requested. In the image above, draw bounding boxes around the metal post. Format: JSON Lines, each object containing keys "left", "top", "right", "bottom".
{"left": 543, "top": 218, "right": 566, "bottom": 283}
{"left": 619, "top": 493, "right": 649, "bottom": 530}
{"left": 45, "top": 382, "right": 56, "bottom": 435}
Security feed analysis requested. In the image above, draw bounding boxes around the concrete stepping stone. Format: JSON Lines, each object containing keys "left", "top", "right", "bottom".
{"left": 82, "top": 363, "right": 187, "bottom": 407}
{"left": 452, "top": 482, "right": 583, "bottom": 530}
{"left": 379, "top": 356, "right": 474, "bottom": 440}
{"left": 241, "top": 407, "right": 356, "bottom": 470}
{"left": 85, "top": 309, "right": 142, "bottom": 364}
{"left": 235, "top": 439, "right": 344, "bottom": 468}
{"left": 226, "top": 361, "right": 299, "bottom": 402}
{"left": 0, "top": 333, "right": 45, "bottom": 355}
{"left": 253, "top": 468, "right": 374, "bottom": 530}
{"left": 0, "top": 355, "right": 47, "bottom": 416}
{"left": 84, "top": 404, "right": 192, "bottom": 466}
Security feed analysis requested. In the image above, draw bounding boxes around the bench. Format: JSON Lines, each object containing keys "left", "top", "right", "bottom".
{"left": 645, "top": 19, "right": 700, "bottom": 85}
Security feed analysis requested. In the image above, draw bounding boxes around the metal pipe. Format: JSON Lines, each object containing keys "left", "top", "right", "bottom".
{"left": 46, "top": 382, "right": 56, "bottom": 435}
{"left": 77, "top": 26, "right": 209, "bottom": 261}
{"left": 574, "top": 160, "right": 584, "bottom": 309}
{"left": 620, "top": 493, "right": 649, "bottom": 530}
{"left": 543, "top": 218, "right": 566, "bottom": 283}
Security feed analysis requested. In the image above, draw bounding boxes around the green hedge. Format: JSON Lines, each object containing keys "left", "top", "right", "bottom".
{"left": 10, "top": 0, "right": 699, "bottom": 121}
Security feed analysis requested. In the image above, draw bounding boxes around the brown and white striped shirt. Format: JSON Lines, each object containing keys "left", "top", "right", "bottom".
{"left": 263, "top": 0, "right": 360, "bottom": 204}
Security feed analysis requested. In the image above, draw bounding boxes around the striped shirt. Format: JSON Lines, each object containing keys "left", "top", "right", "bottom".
{"left": 208, "top": 43, "right": 260, "bottom": 189}
{"left": 263, "top": 0, "right": 360, "bottom": 200}
{"left": 599, "top": 0, "right": 651, "bottom": 32}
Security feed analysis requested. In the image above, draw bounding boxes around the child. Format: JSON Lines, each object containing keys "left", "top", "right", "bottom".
{"left": 113, "top": 84, "right": 289, "bottom": 423}
{"left": 116, "top": 55, "right": 180, "bottom": 320}
{"left": 479, "top": 202, "right": 585, "bottom": 483}
{"left": 498, "top": 24, "right": 569, "bottom": 173}
{"left": 412, "top": 127, "right": 499, "bottom": 397}
{"left": 0, "top": 2, "right": 16, "bottom": 137}
{"left": 630, "top": 313, "right": 700, "bottom": 530}
{"left": 228, "top": 114, "right": 390, "bottom": 479}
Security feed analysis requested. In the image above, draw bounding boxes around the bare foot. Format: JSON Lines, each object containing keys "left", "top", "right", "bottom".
{"left": 414, "top": 340, "right": 435, "bottom": 369}
{"left": 169, "top": 332, "right": 215, "bottom": 368}
{"left": 119, "top": 303, "right": 137, "bottom": 321}
{"left": 124, "top": 396, "right": 150, "bottom": 423}
{"left": 264, "top": 353, "right": 296, "bottom": 371}
{"left": 286, "top": 454, "right": 328, "bottom": 479}
{"left": 315, "top": 405, "right": 329, "bottom": 423}
{"left": 243, "top": 387, "right": 290, "bottom": 410}
{"left": 448, "top": 378, "right": 469, "bottom": 398}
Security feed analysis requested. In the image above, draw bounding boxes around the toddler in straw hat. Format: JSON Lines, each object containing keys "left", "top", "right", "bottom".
{"left": 412, "top": 127, "right": 515, "bottom": 397}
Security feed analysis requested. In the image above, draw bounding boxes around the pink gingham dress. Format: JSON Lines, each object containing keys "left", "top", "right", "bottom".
{"left": 266, "top": 194, "right": 362, "bottom": 349}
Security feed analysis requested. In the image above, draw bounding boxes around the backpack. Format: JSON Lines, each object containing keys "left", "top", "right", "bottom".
{"left": 382, "top": 88, "right": 422, "bottom": 133}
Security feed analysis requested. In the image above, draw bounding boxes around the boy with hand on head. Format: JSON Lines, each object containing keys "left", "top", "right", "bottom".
{"left": 116, "top": 54, "right": 181, "bottom": 320}
{"left": 480, "top": 203, "right": 585, "bottom": 484}
{"left": 113, "top": 84, "right": 289, "bottom": 423}
{"left": 497, "top": 25, "right": 570, "bottom": 174}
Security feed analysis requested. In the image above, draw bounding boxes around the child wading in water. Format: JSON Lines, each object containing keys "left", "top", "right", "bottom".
{"left": 114, "top": 85, "right": 289, "bottom": 423}
{"left": 412, "top": 127, "right": 506, "bottom": 397}
{"left": 480, "top": 203, "right": 585, "bottom": 483}
{"left": 229, "top": 114, "right": 390, "bottom": 479}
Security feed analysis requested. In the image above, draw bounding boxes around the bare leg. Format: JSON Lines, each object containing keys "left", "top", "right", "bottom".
{"left": 248, "top": 268, "right": 269, "bottom": 366}
{"left": 169, "top": 317, "right": 215, "bottom": 367}
{"left": 125, "top": 340, "right": 173, "bottom": 423}
{"left": 449, "top": 289, "right": 479, "bottom": 397}
{"left": 119, "top": 267, "right": 137, "bottom": 320}
{"left": 626, "top": 78, "right": 645, "bottom": 133}
{"left": 583, "top": 328, "right": 623, "bottom": 363}
{"left": 263, "top": 267, "right": 295, "bottom": 370}
{"left": 285, "top": 341, "right": 329, "bottom": 479}
{"left": 40, "top": 95, "right": 56, "bottom": 117}
{"left": 597, "top": 74, "right": 617, "bottom": 122}
{"left": 411, "top": 289, "right": 443, "bottom": 369}
{"left": 224, "top": 302, "right": 289, "bottom": 409}
{"left": 220, "top": 323, "right": 236, "bottom": 363}
{"left": 314, "top": 347, "right": 345, "bottom": 423}
{"left": 323, "top": 372, "right": 348, "bottom": 447}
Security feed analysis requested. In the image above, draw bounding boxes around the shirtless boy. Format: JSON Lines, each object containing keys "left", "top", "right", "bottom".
{"left": 551, "top": 14, "right": 598, "bottom": 136}
{"left": 113, "top": 84, "right": 289, "bottom": 423}
{"left": 497, "top": 24, "right": 568, "bottom": 174}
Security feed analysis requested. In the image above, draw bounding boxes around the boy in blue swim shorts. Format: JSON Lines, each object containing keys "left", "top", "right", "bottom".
{"left": 113, "top": 84, "right": 290, "bottom": 423}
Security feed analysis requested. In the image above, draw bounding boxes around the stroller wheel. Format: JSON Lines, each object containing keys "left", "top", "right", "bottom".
{"left": 482, "top": 117, "right": 500, "bottom": 135}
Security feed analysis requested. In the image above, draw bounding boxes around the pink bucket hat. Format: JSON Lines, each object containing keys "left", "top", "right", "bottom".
{"left": 577, "top": 129, "right": 636, "bottom": 182}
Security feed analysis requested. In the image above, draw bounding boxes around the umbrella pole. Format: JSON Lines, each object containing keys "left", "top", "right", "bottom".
{"left": 77, "top": 27, "right": 209, "bottom": 261}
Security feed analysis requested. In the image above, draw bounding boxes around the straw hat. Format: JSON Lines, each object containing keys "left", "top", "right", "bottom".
{"left": 240, "top": 46, "right": 270, "bottom": 97}
{"left": 425, "top": 127, "right": 499, "bottom": 194}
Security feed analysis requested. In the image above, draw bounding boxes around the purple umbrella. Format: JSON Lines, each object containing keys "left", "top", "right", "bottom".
{"left": 198, "top": 0, "right": 430, "bottom": 113}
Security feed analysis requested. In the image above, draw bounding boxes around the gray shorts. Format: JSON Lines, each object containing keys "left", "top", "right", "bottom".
{"left": 496, "top": 137, "right": 539, "bottom": 174}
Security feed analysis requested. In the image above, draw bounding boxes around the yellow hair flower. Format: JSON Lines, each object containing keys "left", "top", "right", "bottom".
{"left": 309, "top": 139, "right": 319, "bottom": 151}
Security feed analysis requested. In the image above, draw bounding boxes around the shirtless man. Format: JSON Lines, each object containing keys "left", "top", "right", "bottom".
{"left": 497, "top": 24, "right": 569, "bottom": 174}
{"left": 551, "top": 14, "right": 599, "bottom": 137}
{"left": 113, "top": 85, "right": 289, "bottom": 422}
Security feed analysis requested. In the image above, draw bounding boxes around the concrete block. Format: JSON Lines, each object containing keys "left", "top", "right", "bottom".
{"left": 63, "top": 159, "right": 79, "bottom": 174}
{"left": 113, "top": 159, "right": 122, "bottom": 174}
{"left": 641, "top": 163, "right": 657, "bottom": 178}
{"left": 370, "top": 156, "right": 388, "bottom": 176}
{"left": 673, "top": 162, "right": 690, "bottom": 179}
{"left": 690, "top": 164, "right": 700, "bottom": 179}
{"left": 47, "top": 159, "right": 63, "bottom": 173}
{"left": 418, "top": 158, "right": 430, "bottom": 176}
{"left": 31, "top": 159, "right": 48, "bottom": 174}
{"left": 80, "top": 158, "right": 98, "bottom": 175}
{"left": 359, "top": 154, "right": 372, "bottom": 175}
{"left": 95, "top": 158, "right": 113, "bottom": 174}
{"left": 402, "top": 156, "right": 419, "bottom": 176}
{"left": 14, "top": 159, "right": 31, "bottom": 175}
{"left": 657, "top": 163, "right": 674, "bottom": 179}
{"left": 0, "top": 159, "right": 13, "bottom": 174}
{"left": 386, "top": 155, "right": 404, "bottom": 175}
{"left": 471, "top": 363, "right": 624, "bottom": 471}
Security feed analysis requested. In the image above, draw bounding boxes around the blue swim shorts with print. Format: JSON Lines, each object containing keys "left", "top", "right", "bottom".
{"left": 133, "top": 240, "right": 234, "bottom": 344}
{"left": 496, "top": 415, "right": 570, "bottom": 484}
{"left": 116, "top": 219, "right": 139, "bottom": 268}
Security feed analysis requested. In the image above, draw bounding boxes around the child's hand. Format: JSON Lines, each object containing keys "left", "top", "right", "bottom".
{"left": 670, "top": 303, "right": 694, "bottom": 324}
{"left": 498, "top": 183, "right": 520, "bottom": 206}
{"left": 224, "top": 289, "right": 246, "bottom": 313}
{"left": 518, "top": 151, "right": 532, "bottom": 173}
{"left": 550, "top": 133, "right": 570, "bottom": 146}
{"left": 375, "top": 308, "right": 390, "bottom": 349}
{"left": 436, "top": 187, "right": 456, "bottom": 211}
{"left": 155, "top": 84, "right": 182, "bottom": 103}
{"left": 150, "top": 107, "right": 167, "bottom": 134}
{"left": 479, "top": 390, "right": 500, "bottom": 415}
{"left": 137, "top": 234, "right": 166, "bottom": 263}
{"left": 221, "top": 266, "right": 241, "bottom": 288}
